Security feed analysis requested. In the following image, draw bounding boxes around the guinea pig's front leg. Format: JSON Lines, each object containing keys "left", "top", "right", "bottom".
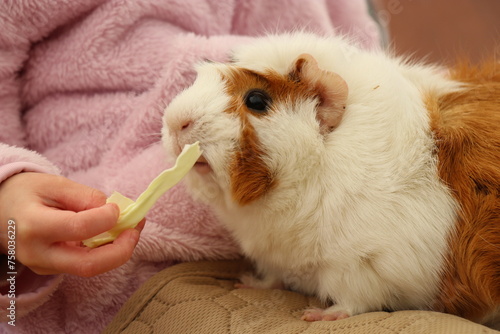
{"left": 234, "top": 272, "right": 284, "bottom": 290}
{"left": 301, "top": 305, "right": 352, "bottom": 322}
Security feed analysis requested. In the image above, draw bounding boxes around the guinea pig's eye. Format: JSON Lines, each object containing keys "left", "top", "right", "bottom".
{"left": 244, "top": 89, "right": 271, "bottom": 113}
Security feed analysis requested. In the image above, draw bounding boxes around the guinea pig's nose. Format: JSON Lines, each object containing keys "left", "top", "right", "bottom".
{"left": 181, "top": 119, "right": 193, "bottom": 132}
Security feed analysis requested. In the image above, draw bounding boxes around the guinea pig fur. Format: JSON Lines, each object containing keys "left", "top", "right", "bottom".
{"left": 162, "top": 32, "right": 500, "bottom": 328}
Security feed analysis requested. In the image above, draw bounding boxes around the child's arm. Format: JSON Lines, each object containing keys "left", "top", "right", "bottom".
{"left": 0, "top": 143, "right": 144, "bottom": 321}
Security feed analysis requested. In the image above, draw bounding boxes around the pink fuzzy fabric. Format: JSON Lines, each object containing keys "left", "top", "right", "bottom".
{"left": 0, "top": 0, "right": 380, "bottom": 332}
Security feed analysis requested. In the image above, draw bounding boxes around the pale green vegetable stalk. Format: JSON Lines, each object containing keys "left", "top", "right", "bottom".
{"left": 83, "top": 142, "right": 202, "bottom": 248}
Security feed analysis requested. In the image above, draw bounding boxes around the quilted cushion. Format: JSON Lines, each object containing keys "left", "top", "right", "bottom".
{"left": 103, "top": 260, "right": 498, "bottom": 334}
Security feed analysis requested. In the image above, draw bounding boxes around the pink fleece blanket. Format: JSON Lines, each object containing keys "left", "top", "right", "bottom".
{"left": 0, "top": 0, "right": 380, "bottom": 332}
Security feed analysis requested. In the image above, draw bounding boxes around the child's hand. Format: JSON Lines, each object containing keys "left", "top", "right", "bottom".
{"left": 0, "top": 172, "right": 144, "bottom": 277}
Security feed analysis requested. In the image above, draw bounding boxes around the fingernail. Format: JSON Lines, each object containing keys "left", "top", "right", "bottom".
{"left": 106, "top": 202, "right": 120, "bottom": 214}
{"left": 129, "top": 230, "right": 140, "bottom": 245}
{"left": 136, "top": 220, "right": 146, "bottom": 233}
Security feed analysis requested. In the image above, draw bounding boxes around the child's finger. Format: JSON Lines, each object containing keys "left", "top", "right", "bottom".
{"left": 48, "top": 228, "right": 140, "bottom": 277}
{"left": 41, "top": 202, "right": 120, "bottom": 242}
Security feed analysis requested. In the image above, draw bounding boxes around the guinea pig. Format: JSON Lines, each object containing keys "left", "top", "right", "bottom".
{"left": 161, "top": 32, "right": 500, "bottom": 328}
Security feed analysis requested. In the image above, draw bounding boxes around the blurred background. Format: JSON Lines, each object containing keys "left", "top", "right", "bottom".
{"left": 371, "top": 0, "right": 500, "bottom": 65}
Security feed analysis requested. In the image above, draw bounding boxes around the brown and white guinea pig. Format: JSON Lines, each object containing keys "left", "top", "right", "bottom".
{"left": 161, "top": 32, "right": 500, "bottom": 328}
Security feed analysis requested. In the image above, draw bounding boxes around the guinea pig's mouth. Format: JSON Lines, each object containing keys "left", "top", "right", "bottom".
{"left": 194, "top": 155, "right": 212, "bottom": 174}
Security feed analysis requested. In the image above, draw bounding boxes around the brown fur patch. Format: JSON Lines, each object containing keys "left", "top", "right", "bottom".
{"left": 223, "top": 67, "right": 316, "bottom": 116}
{"left": 230, "top": 111, "right": 275, "bottom": 205}
{"left": 427, "top": 60, "right": 500, "bottom": 321}
{"left": 220, "top": 67, "right": 316, "bottom": 205}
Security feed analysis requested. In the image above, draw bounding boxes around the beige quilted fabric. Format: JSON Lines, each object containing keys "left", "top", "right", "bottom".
{"left": 104, "top": 260, "right": 499, "bottom": 334}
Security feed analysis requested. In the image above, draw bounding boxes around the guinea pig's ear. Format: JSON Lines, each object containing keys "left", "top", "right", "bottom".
{"left": 292, "top": 53, "right": 348, "bottom": 134}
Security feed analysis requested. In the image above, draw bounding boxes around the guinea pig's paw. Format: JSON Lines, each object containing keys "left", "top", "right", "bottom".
{"left": 234, "top": 273, "right": 261, "bottom": 289}
{"left": 301, "top": 306, "right": 351, "bottom": 322}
